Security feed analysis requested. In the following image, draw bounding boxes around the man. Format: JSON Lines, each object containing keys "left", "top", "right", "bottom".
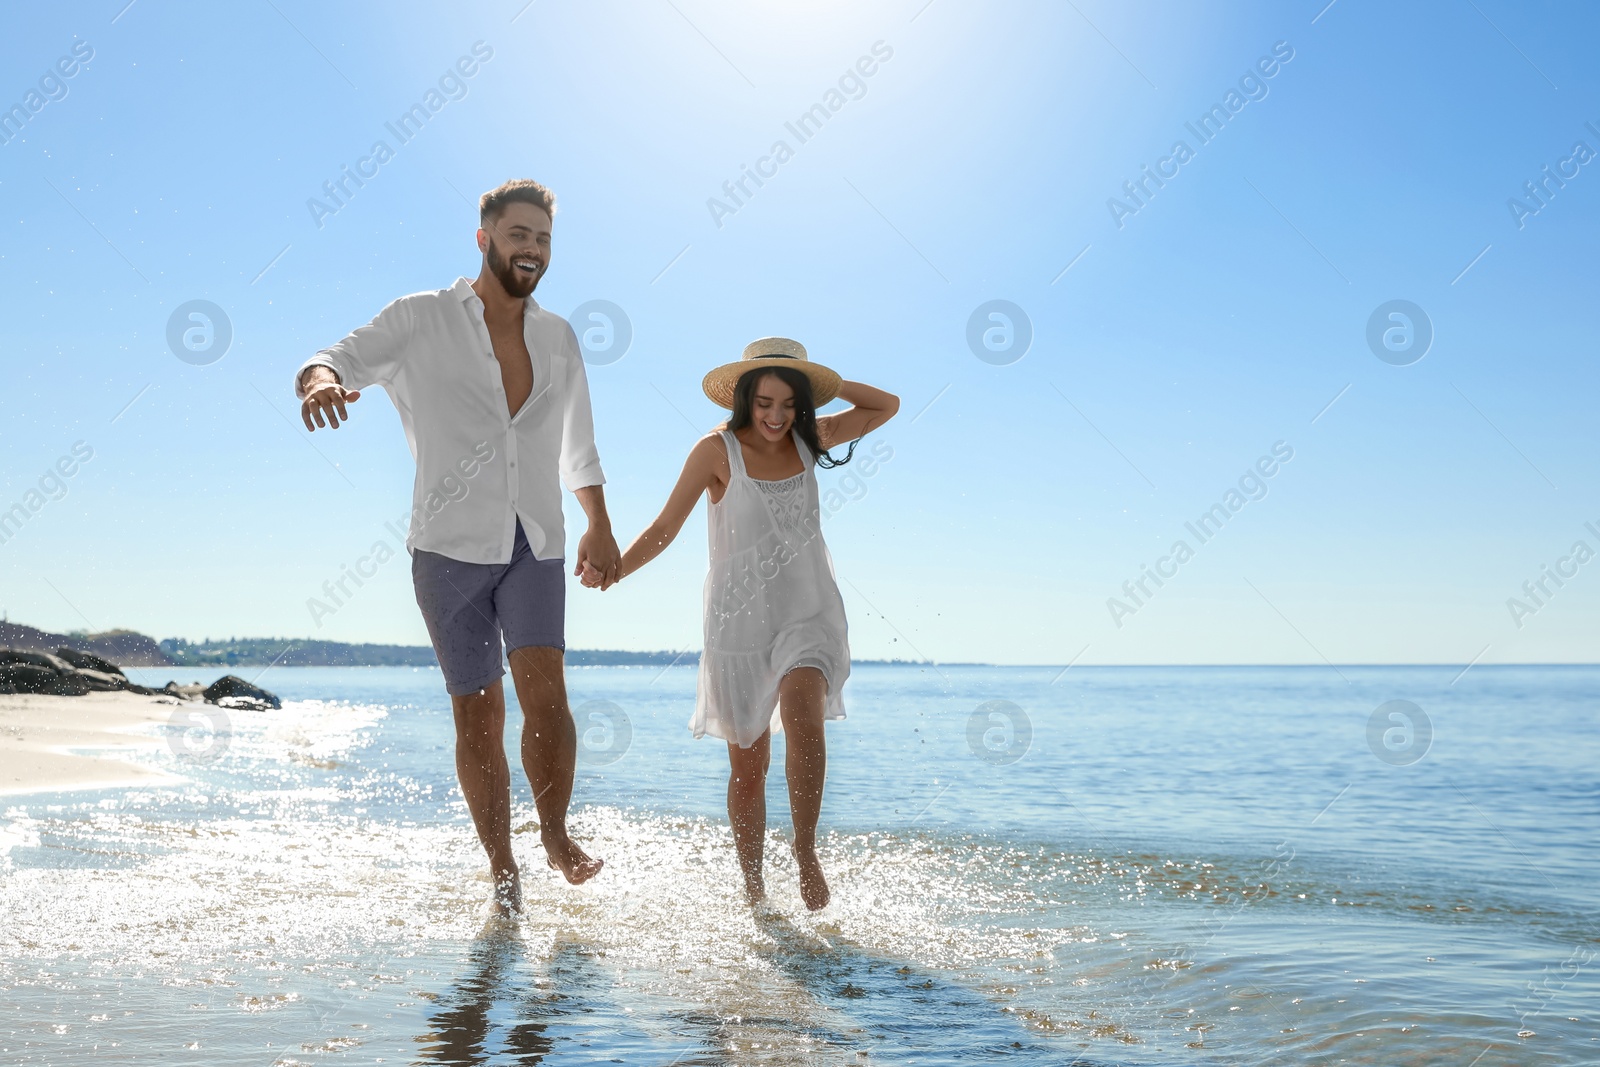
{"left": 295, "top": 179, "right": 619, "bottom": 915}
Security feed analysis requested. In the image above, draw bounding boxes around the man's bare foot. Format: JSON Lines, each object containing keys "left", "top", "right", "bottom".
{"left": 792, "top": 844, "right": 830, "bottom": 910}
{"left": 487, "top": 867, "right": 522, "bottom": 917}
{"left": 742, "top": 871, "right": 767, "bottom": 906}
{"left": 543, "top": 831, "right": 603, "bottom": 885}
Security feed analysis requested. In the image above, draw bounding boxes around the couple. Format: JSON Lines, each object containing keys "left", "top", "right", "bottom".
{"left": 295, "top": 179, "right": 898, "bottom": 915}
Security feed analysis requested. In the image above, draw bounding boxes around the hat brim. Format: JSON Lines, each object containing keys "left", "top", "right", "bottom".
{"left": 702, "top": 358, "right": 842, "bottom": 409}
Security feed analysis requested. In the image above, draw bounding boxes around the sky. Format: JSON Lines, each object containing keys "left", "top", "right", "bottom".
{"left": 1, "top": 0, "right": 1597, "bottom": 666}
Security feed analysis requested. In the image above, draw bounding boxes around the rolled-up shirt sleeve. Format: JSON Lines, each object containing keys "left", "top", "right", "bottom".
{"left": 558, "top": 324, "right": 606, "bottom": 491}
{"left": 294, "top": 297, "right": 414, "bottom": 399}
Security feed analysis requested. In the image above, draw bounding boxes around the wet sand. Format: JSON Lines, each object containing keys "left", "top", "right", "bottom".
{"left": 0, "top": 691, "right": 187, "bottom": 796}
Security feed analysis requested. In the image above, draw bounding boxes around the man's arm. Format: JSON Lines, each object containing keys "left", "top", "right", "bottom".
{"left": 294, "top": 296, "right": 414, "bottom": 431}
{"left": 556, "top": 327, "right": 605, "bottom": 491}
{"left": 559, "top": 325, "right": 617, "bottom": 582}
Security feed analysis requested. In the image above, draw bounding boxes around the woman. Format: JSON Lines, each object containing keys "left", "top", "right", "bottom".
{"left": 588, "top": 337, "right": 898, "bottom": 909}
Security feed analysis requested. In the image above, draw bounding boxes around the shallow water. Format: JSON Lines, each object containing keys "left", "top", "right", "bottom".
{"left": 2, "top": 664, "right": 1596, "bottom": 1065}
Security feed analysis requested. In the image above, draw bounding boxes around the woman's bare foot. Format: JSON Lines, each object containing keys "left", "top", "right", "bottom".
{"left": 542, "top": 830, "right": 604, "bottom": 884}
{"left": 792, "top": 844, "right": 830, "bottom": 910}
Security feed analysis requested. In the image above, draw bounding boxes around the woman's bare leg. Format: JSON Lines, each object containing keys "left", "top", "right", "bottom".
{"left": 726, "top": 731, "right": 772, "bottom": 904}
{"left": 779, "top": 667, "right": 830, "bottom": 910}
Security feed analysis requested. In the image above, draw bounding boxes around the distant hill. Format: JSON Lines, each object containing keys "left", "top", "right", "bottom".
{"left": 0, "top": 620, "right": 170, "bottom": 666}
{"left": 161, "top": 637, "right": 431, "bottom": 667}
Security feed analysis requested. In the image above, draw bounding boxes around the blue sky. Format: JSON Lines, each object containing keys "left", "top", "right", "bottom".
{"left": 1, "top": 0, "right": 1596, "bottom": 666}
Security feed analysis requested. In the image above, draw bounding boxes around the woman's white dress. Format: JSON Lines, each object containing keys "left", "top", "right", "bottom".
{"left": 692, "top": 429, "right": 850, "bottom": 749}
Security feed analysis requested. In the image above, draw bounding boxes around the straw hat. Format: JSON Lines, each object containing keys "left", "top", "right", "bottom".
{"left": 702, "top": 337, "right": 842, "bottom": 409}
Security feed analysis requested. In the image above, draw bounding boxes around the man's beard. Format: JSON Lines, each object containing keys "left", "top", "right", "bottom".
{"left": 486, "top": 237, "right": 539, "bottom": 299}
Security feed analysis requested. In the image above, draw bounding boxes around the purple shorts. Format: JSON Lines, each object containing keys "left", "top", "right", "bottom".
{"left": 411, "top": 521, "right": 565, "bottom": 696}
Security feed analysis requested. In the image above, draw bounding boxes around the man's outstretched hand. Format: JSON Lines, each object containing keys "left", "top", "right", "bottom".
{"left": 301, "top": 381, "right": 361, "bottom": 431}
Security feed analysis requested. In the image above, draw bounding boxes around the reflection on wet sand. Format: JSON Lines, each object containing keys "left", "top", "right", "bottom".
{"left": 748, "top": 911, "right": 1060, "bottom": 1061}
{"left": 413, "top": 926, "right": 738, "bottom": 1067}
{"left": 413, "top": 929, "right": 560, "bottom": 1065}
{"left": 409, "top": 912, "right": 1055, "bottom": 1067}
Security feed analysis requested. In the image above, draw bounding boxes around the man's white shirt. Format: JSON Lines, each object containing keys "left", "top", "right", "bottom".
{"left": 296, "top": 277, "right": 604, "bottom": 564}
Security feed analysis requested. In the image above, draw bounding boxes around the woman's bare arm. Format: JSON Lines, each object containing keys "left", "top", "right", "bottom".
{"left": 602, "top": 435, "right": 726, "bottom": 590}
{"left": 817, "top": 379, "right": 899, "bottom": 450}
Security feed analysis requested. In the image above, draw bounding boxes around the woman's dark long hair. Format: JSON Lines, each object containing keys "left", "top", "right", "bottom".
{"left": 727, "top": 366, "right": 858, "bottom": 468}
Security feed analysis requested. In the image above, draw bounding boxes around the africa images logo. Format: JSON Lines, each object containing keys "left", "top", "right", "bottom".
{"left": 1106, "top": 40, "right": 1295, "bottom": 229}
{"left": 305, "top": 42, "right": 494, "bottom": 229}
{"left": 0, "top": 40, "right": 94, "bottom": 147}
{"left": 706, "top": 41, "right": 894, "bottom": 229}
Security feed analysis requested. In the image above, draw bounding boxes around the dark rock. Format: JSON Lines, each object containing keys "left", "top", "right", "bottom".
{"left": 202, "top": 674, "right": 281, "bottom": 711}
{"left": 0, "top": 662, "right": 64, "bottom": 693}
{"left": 72, "top": 668, "right": 129, "bottom": 692}
{"left": 127, "top": 683, "right": 166, "bottom": 696}
{"left": 0, "top": 649, "right": 73, "bottom": 673}
{"left": 49, "top": 671, "right": 91, "bottom": 697}
{"left": 55, "top": 647, "right": 125, "bottom": 677}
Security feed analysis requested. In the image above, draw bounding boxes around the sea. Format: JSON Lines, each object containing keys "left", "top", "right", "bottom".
{"left": 1, "top": 664, "right": 1595, "bottom": 1066}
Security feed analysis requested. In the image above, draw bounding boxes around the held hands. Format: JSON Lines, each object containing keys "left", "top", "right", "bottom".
{"left": 301, "top": 381, "right": 361, "bottom": 431}
{"left": 575, "top": 525, "right": 621, "bottom": 591}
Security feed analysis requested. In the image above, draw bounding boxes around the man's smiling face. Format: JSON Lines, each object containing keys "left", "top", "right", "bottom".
{"left": 479, "top": 201, "right": 551, "bottom": 299}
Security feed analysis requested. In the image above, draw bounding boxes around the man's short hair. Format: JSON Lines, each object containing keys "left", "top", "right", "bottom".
{"left": 480, "top": 179, "right": 556, "bottom": 226}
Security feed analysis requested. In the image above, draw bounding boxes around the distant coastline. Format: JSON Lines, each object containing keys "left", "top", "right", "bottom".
{"left": 0, "top": 620, "right": 962, "bottom": 669}
{"left": 157, "top": 638, "right": 961, "bottom": 669}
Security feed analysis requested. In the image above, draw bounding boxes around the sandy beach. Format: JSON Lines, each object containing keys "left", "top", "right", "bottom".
{"left": 0, "top": 691, "right": 189, "bottom": 796}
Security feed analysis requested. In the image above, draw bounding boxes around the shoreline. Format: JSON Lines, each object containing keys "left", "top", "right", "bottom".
{"left": 0, "top": 691, "right": 189, "bottom": 797}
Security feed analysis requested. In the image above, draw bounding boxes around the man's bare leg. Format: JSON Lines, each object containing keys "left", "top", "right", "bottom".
{"left": 451, "top": 683, "right": 522, "bottom": 914}
{"left": 779, "top": 667, "right": 830, "bottom": 910}
{"left": 507, "top": 645, "right": 602, "bottom": 884}
{"left": 726, "top": 731, "right": 773, "bottom": 904}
